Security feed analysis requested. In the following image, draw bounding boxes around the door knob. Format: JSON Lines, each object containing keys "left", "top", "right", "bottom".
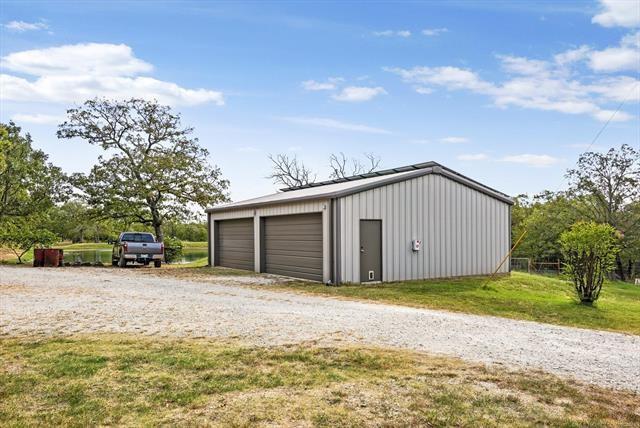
{"left": 360, "top": 246, "right": 365, "bottom": 253}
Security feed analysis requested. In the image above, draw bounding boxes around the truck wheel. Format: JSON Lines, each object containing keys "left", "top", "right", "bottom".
{"left": 154, "top": 260, "right": 162, "bottom": 268}
{"left": 118, "top": 254, "right": 126, "bottom": 267}
{"left": 112, "top": 259, "right": 118, "bottom": 266}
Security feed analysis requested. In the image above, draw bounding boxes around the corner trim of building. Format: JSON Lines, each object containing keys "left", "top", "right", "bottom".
{"left": 207, "top": 213, "right": 212, "bottom": 267}
{"left": 508, "top": 204, "right": 512, "bottom": 273}
{"left": 334, "top": 198, "right": 342, "bottom": 285}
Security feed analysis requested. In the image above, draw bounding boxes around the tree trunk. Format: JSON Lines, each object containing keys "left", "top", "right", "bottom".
{"left": 154, "top": 223, "right": 164, "bottom": 243}
{"left": 148, "top": 200, "right": 163, "bottom": 242}
{"left": 615, "top": 253, "right": 625, "bottom": 281}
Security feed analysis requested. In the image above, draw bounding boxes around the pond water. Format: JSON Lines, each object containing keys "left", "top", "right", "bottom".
{"left": 62, "top": 248, "right": 208, "bottom": 265}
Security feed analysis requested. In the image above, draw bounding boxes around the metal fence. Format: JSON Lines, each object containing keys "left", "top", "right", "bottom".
{"left": 511, "top": 258, "right": 561, "bottom": 276}
{"left": 511, "top": 258, "right": 640, "bottom": 282}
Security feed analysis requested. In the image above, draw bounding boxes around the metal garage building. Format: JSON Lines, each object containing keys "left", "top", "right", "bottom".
{"left": 206, "top": 162, "right": 513, "bottom": 284}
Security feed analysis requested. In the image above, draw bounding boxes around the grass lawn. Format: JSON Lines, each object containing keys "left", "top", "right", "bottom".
{"left": 180, "top": 241, "right": 207, "bottom": 249}
{"left": 57, "top": 241, "right": 208, "bottom": 250}
{"left": 265, "top": 272, "right": 640, "bottom": 335}
{"left": 57, "top": 242, "right": 112, "bottom": 250}
{"left": 0, "top": 241, "right": 208, "bottom": 264}
{"left": 1, "top": 335, "right": 637, "bottom": 427}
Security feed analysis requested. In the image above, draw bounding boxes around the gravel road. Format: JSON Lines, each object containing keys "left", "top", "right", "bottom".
{"left": 1, "top": 266, "right": 639, "bottom": 392}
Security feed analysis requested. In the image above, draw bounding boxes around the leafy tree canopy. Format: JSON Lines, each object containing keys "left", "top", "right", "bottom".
{"left": 0, "top": 122, "right": 69, "bottom": 220}
{"left": 0, "top": 215, "right": 59, "bottom": 264}
{"left": 57, "top": 98, "right": 230, "bottom": 241}
{"left": 565, "top": 144, "right": 639, "bottom": 280}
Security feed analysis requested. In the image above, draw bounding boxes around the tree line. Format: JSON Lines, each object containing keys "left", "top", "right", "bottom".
{"left": 511, "top": 145, "right": 639, "bottom": 281}
{"left": 0, "top": 98, "right": 229, "bottom": 261}
{"left": 1, "top": 97, "right": 638, "bottom": 283}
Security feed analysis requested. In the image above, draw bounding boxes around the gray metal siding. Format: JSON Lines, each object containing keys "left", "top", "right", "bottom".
{"left": 262, "top": 213, "right": 323, "bottom": 281}
{"left": 215, "top": 218, "right": 254, "bottom": 271}
{"left": 338, "top": 174, "right": 510, "bottom": 283}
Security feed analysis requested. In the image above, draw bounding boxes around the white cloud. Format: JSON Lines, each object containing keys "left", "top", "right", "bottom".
{"left": 589, "top": 31, "right": 640, "bottom": 72}
{"left": 373, "top": 30, "right": 411, "bottom": 37}
{"left": 500, "top": 154, "right": 560, "bottom": 167}
{"left": 332, "top": 86, "right": 386, "bottom": 102}
{"left": 499, "top": 55, "right": 550, "bottom": 76}
{"left": 4, "top": 20, "right": 48, "bottom": 32}
{"left": 301, "top": 77, "right": 343, "bottom": 91}
{"left": 422, "top": 28, "right": 448, "bottom": 36}
{"left": 281, "top": 116, "right": 390, "bottom": 134}
{"left": 386, "top": 46, "right": 638, "bottom": 122}
{"left": 236, "top": 146, "right": 261, "bottom": 153}
{"left": 10, "top": 113, "right": 64, "bottom": 124}
{"left": 2, "top": 43, "right": 153, "bottom": 76}
{"left": 554, "top": 45, "right": 591, "bottom": 66}
{"left": 457, "top": 153, "right": 488, "bottom": 161}
{"left": 592, "top": 0, "right": 640, "bottom": 28}
{"left": 415, "top": 86, "right": 433, "bottom": 94}
{"left": 0, "top": 43, "right": 224, "bottom": 106}
{"left": 440, "top": 136, "right": 469, "bottom": 144}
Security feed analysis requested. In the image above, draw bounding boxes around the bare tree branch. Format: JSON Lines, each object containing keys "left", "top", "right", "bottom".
{"left": 267, "top": 154, "right": 316, "bottom": 188}
{"left": 329, "top": 152, "right": 381, "bottom": 179}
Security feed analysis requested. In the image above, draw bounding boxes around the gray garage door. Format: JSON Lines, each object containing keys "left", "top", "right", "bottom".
{"left": 215, "top": 218, "right": 254, "bottom": 271}
{"left": 262, "top": 213, "right": 323, "bottom": 281}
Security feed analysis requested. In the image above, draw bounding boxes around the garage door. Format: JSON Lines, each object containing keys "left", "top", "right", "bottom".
{"left": 262, "top": 213, "right": 323, "bottom": 281}
{"left": 215, "top": 218, "right": 254, "bottom": 271}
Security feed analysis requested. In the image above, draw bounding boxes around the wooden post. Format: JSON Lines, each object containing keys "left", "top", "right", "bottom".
{"left": 487, "top": 230, "right": 527, "bottom": 282}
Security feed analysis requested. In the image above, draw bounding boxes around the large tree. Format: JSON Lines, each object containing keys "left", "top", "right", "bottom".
{"left": 566, "top": 144, "right": 640, "bottom": 280}
{"left": 512, "top": 192, "right": 585, "bottom": 261}
{"left": 0, "top": 122, "right": 68, "bottom": 220}
{"left": 57, "top": 98, "right": 230, "bottom": 242}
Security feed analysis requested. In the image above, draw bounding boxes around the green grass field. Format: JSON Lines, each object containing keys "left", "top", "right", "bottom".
{"left": 267, "top": 272, "right": 640, "bottom": 335}
{"left": 0, "top": 241, "right": 208, "bottom": 264}
{"left": 57, "top": 241, "right": 208, "bottom": 250}
{"left": 1, "top": 335, "right": 637, "bottom": 426}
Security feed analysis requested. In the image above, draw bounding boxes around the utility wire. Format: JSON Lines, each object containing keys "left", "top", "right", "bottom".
{"left": 487, "top": 82, "right": 639, "bottom": 283}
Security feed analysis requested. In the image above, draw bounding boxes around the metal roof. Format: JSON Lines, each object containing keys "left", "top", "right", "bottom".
{"left": 206, "top": 161, "right": 513, "bottom": 213}
{"left": 280, "top": 161, "right": 440, "bottom": 191}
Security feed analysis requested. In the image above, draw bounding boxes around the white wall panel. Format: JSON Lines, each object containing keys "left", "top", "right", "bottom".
{"left": 338, "top": 174, "right": 510, "bottom": 283}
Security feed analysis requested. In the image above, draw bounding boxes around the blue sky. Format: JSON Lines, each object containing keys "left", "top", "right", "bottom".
{"left": 1, "top": 0, "right": 638, "bottom": 201}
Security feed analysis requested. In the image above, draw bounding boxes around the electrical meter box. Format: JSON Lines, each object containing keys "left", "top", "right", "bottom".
{"left": 412, "top": 239, "right": 422, "bottom": 251}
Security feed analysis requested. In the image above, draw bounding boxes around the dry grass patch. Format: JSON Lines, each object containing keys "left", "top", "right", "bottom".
{"left": 1, "top": 335, "right": 638, "bottom": 427}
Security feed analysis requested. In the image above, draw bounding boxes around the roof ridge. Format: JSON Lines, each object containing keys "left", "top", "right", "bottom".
{"left": 280, "top": 161, "right": 441, "bottom": 192}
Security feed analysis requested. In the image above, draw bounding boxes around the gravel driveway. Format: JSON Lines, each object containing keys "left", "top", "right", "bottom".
{"left": 1, "top": 266, "right": 639, "bottom": 393}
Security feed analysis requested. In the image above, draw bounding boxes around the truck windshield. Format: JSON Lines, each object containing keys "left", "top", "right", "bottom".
{"left": 121, "top": 233, "right": 155, "bottom": 243}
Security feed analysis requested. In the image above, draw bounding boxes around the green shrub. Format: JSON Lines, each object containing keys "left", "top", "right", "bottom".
{"left": 0, "top": 217, "right": 59, "bottom": 264}
{"left": 559, "top": 222, "right": 620, "bottom": 304}
{"left": 163, "top": 236, "right": 183, "bottom": 264}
